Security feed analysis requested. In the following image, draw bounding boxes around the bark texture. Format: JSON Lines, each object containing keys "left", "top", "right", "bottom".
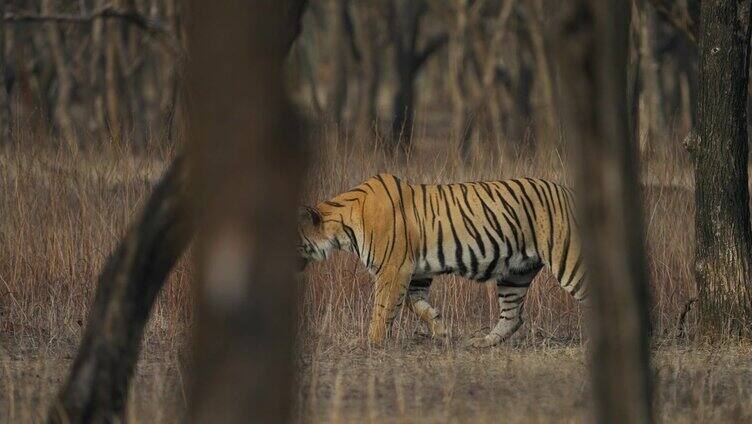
{"left": 552, "top": 1, "right": 653, "bottom": 423}
{"left": 186, "top": 0, "right": 307, "bottom": 419}
{"left": 695, "top": 0, "right": 752, "bottom": 338}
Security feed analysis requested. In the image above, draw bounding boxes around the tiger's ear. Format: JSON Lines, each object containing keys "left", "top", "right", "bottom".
{"left": 298, "top": 206, "right": 322, "bottom": 227}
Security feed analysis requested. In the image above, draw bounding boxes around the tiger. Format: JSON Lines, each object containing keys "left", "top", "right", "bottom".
{"left": 298, "top": 173, "right": 587, "bottom": 347}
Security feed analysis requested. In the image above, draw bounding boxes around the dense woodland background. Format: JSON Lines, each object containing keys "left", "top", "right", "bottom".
{"left": 0, "top": 0, "right": 700, "bottom": 158}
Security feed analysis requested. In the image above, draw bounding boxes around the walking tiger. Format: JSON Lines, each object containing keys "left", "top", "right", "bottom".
{"left": 298, "top": 173, "right": 587, "bottom": 347}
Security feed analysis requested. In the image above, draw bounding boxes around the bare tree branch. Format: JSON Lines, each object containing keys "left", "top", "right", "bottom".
{"left": 4, "top": 6, "right": 181, "bottom": 55}
{"left": 645, "top": 0, "right": 698, "bottom": 43}
{"left": 414, "top": 32, "right": 448, "bottom": 70}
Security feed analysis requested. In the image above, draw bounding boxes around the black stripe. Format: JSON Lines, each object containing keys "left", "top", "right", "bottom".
{"left": 479, "top": 227, "right": 500, "bottom": 281}
{"left": 375, "top": 174, "right": 398, "bottom": 267}
{"left": 437, "top": 221, "right": 446, "bottom": 270}
{"left": 441, "top": 185, "right": 467, "bottom": 275}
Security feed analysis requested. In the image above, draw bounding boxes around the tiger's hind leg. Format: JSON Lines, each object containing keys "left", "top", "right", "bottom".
{"left": 467, "top": 269, "right": 540, "bottom": 348}
{"left": 408, "top": 278, "right": 447, "bottom": 338}
{"left": 559, "top": 267, "right": 588, "bottom": 304}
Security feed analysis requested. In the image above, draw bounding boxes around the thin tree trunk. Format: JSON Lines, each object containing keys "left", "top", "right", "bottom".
{"left": 552, "top": 1, "right": 653, "bottom": 422}
{"left": 160, "top": 0, "right": 182, "bottom": 143}
{"left": 48, "top": 2, "right": 308, "bottom": 422}
{"left": 329, "top": 0, "right": 348, "bottom": 126}
{"left": 105, "top": 4, "right": 123, "bottom": 144}
{"left": 42, "top": 0, "right": 76, "bottom": 149}
{"left": 90, "top": 0, "right": 108, "bottom": 142}
{"left": 637, "top": 3, "right": 666, "bottom": 154}
{"left": 449, "top": 0, "right": 471, "bottom": 160}
{"left": 694, "top": 0, "right": 752, "bottom": 339}
{"left": 0, "top": 0, "right": 11, "bottom": 145}
{"left": 512, "top": 19, "right": 534, "bottom": 150}
{"left": 48, "top": 157, "right": 192, "bottom": 423}
{"left": 525, "top": 0, "right": 558, "bottom": 148}
{"left": 187, "top": 0, "right": 307, "bottom": 419}
{"left": 353, "top": 1, "right": 381, "bottom": 140}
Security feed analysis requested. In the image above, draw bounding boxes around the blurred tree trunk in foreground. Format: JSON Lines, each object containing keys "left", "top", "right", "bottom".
{"left": 47, "top": 1, "right": 308, "bottom": 422}
{"left": 693, "top": 0, "right": 752, "bottom": 339}
{"left": 186, "top": 0, "right": 307, "bottom": 421}
{"left": 553, "top": 1, "right": 653, "bottom": 423}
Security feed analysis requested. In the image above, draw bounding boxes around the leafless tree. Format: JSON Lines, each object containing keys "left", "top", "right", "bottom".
{"left": 328, "top": 0, "right": 351, "bottom": 126}
{"left": 636, "top": 1, "right": 667, "bottom": 154}
{"left": 552, "top": 0, "right": 653, "bottom": 422}
{"left": 388, "top": 0, "right": 447, "bottom": 153}
{"left": 448, "top": 0, "right": 514, "bottom": 160}
{"left": 351, "top": 0, "right": 384, "bottom": 140}
{"left": 41, "top": 0, "right": 76, "bottom": 148}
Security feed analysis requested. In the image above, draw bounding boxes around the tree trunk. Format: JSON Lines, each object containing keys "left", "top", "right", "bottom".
{"left": 0, "top": 0, "right": 11, "bottom": 145}
{"left": 449, "top": 0, "right": 472, "bottom": 160}
{"left": 353, "top": 1, "right": 381, "bottom": 140}
{"left": 42, "top": 0, "right": 77, "bottom": 149}
{"left": 105, "top": 4, "right": 123, "bottom": 144}
{"left": 695, "top": 0, "right": 752, "bottom": 339}
{"left": 553, "top": 1, "right": 653, "bottom": 423}
{"left": 48, "top": 157, "right": 192, "bottom": 423}
{"left": 48, "top": 2, "right": 308, "bottom": 422}
{"left": 391, "top": 55, "right": 416, "bottom": 152}
{"left": 525, "top": 0, "right": 559, "bottom": 149}
{"left": 637, "top": 3, "right": 666, "bottom": 154}
{"left": 512, "top": 18, "right": 534, "bottom": 150}
{"left": 90, "top": 0, "right": 108, "bottom": 143}
{"left": 187, "top": 0, "right": 307, "bottom": 419}
{"left": 329, "top": 0, "right": 349, "bottom": 126}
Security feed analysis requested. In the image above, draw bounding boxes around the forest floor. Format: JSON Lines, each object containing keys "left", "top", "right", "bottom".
{"left": 4, "top": 338, "right": 752, "bottom": 423}
{"left": 2, "top": 141, "right": 750, "bottom": 423}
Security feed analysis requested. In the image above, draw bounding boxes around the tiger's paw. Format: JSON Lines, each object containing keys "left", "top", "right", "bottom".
{"left": 465, "top": 334, "right": 501, "bottom": 348}
{"left": 430, "top": 322, "right": 449, "bottom": 339}
{"left": 368, "top": 322, "right": 388, "bottom": 346}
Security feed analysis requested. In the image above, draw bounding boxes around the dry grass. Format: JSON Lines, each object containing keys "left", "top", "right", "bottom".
{"left": 1, "top": 133, "right": 749, "bottom": 423}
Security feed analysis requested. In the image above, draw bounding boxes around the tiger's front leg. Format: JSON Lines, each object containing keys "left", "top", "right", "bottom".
{"left": 368, "top": 266, "right": 412, "bottom": 345}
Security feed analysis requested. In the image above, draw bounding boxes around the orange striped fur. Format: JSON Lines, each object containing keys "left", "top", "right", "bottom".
{"left": 298, "top": 173, "right": 586, "bottom": 346}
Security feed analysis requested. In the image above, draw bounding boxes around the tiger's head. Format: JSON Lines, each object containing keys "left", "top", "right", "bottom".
{"left": 297, "top": 206, "right": 340, "bottom": 270}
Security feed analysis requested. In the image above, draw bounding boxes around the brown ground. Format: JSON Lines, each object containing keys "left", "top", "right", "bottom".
{"left": 2, "top": 139, "right": 749, "bottom": 423}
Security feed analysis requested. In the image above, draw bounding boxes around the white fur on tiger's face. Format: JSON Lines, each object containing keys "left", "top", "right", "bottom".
{"left": 297, "top": 173, "right": 587, "bottom": 347}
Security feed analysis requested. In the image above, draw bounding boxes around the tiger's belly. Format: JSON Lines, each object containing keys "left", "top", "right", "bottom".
{"left": 412, "top": 248, "right": 541, "bottom": 282}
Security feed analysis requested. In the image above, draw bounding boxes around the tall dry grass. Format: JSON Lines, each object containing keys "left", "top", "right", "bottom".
{"left": 1, "top": 129, "right": 743, "bottom": 423}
